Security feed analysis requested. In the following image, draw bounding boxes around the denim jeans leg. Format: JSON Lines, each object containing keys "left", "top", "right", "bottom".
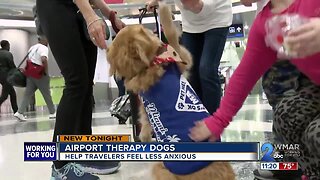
{"left": 181, "top": 32, "right": 204, "bottom": 99}
{"left": 114, "top": 76, "right": 126, "bottom": 97}
{"left": 200, "top": 27, "right": 228, "bottom": 114}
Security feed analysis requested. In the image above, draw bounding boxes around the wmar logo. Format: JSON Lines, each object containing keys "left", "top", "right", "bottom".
{"left": 261, "top": 143, "right": 283, "bottom": 162}
{"left": 261, "top": 142, "right": 300, "bottom": 162}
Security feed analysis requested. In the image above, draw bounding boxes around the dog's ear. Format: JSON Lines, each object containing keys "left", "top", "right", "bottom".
{"left": 135, "top": 42, "right": 151, "bottom": 66}
{"left": 159, "top": 2, "right": 180, "bottom": 51}
{"left": 106, "top": 47, "right": 117, "bottom": 76}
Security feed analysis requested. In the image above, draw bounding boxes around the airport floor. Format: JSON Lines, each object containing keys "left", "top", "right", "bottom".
{"left": 0, "top": 95, "right": 273, "bottom": 180}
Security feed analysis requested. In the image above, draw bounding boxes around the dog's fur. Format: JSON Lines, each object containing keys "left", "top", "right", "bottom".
{"left": 107, "top": 3, "right": 235, "bottom": 180}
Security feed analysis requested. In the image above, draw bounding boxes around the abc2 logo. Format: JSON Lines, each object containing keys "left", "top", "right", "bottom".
{"left": 261, "top": 143, "right": 284, "bottom": 162}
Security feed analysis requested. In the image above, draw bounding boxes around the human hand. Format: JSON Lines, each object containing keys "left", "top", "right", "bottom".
{"left": 240, "top": 0, "right": 259, "bottom": 7}
{"left": 146, "top": 0, "right": 159, "bottom": 12}
{"left": 109, "top": 11, "right": 126, "bottom": 33}
{"left": 180, "top": 0, "right": 203, "bottom": 14}
{"left": 285, "top": 18, "right": 320, "bottom": 58}
{"left": 113, "top": 17, "right": 126, "bottom": 33}
{"left": 86, "top": 15, "right": 107, "bottom": 49}
{"left": 189, "top": 121, "right": 213, "bottom": 142}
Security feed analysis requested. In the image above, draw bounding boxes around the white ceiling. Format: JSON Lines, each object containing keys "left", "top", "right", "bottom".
{"left": 0, "top": 0, "right": 35, "bottom": 19}
{"left": 0, "top": 0, "right": 256, "bottom": 35}
{"left": 0, "top": 0, "right": 154, "bottom": 20}
{"left": 0, "top": 0, "right": 255, "bottom": 20}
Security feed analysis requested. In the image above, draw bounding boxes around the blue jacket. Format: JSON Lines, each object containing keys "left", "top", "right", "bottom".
{"left": 140, "top": 63, "right": 215, "bottom": 175}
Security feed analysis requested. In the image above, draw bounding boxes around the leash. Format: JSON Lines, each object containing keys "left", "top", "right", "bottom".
{"left": 139, "top": 6, "right": 162, "bottom": 41}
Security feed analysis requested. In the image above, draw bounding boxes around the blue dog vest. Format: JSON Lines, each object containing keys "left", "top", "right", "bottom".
{"left": 140, "top": 63, "right": 214, "bottom": 175}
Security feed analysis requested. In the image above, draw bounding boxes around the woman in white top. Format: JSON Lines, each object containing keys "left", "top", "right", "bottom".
{"left": 148, "top": 0, "right": 232, "bottom": 114}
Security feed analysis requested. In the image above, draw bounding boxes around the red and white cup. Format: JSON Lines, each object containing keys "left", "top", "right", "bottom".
{"left": 265, "top": 14, "right": 309, "bottom": 58}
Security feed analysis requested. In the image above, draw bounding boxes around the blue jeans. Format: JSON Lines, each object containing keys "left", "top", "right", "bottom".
{"left": 181, "top": 27, "right": 228, "bottom": 114}
{"left": 114, "top": 76, "right": 126, "bottom": 97}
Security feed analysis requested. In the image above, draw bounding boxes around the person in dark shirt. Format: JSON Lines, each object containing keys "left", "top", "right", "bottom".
{"left": 0, "top": 40, "right": 18, "bottom": 114}
{"left": 37, "top": 0, "right": 125, "bottom": 179}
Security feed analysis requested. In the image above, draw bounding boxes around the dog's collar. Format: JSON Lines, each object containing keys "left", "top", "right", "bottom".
{"left": 125, "top": 44, "right": 184, "bottom": 81}
{"left": 152, "top": 56, "right": 176, "bottom": 65}
{"left": 152, "top": 44, "right": 183, "bottom": 66}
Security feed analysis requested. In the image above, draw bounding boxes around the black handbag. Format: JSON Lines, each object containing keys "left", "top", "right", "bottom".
{"left": 6, "top": 52, "right": 30, "bottom": 87}
{"left": 110, "top": 94, "right": 131, "bottom": 124}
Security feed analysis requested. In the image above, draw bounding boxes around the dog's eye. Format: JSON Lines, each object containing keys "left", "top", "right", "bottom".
{"left": 173, "top": 51, "right": 177, "bottom": 56}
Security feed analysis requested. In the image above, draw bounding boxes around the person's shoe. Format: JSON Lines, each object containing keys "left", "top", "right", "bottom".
{"left": 49, "top": 113, "right": 56, "bottom": 119}
{"left": 303, "top": 175, "right": 320, "bottom": 180}
{"left": 79, "top": 161, "right": 121, "bottom": 175}
{"left": 301, "top": 175, "right": 308, "bottom": 180}
{"left": 253, "top": 168, "right": 303, "bottom": 180}
{"left": 51, "top": 163, "right": 100, "bottom": 180}
{"left": 14, "top": 112, "right": 27, "bottom": 122}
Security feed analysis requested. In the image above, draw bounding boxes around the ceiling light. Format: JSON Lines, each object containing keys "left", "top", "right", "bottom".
{"left": 0, "top": 4, "right": 257, "bottom": 28}
{"left": 0, "top": 19, "right": 35, "bottom": 28}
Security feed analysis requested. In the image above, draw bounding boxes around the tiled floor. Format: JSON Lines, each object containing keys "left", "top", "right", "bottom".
{"left": 0, "top": 95, "right": 274, "bottom": 180}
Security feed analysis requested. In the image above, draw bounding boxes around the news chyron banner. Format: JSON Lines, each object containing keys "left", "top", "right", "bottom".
{"left": 24, "top": 135, "right": 259, "bottom": 161}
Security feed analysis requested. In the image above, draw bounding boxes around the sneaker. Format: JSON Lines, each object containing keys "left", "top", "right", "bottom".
{"left": 49, "top": 113, "right": 56, "bottom": 119}
{"left": 253, "top": 169, "right": 303, "bottom": 180}
{"left": 14, "top": 112, "right": 27, "bottom": 122}
{"left": 51, "top": 163, "right": 100, "bottom": 180}
{"left": 79, "top": 161, "right": 121, "bottom": 175}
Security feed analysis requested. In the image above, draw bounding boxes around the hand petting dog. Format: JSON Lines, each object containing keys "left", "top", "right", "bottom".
{"left": 189, "top": 121, "right": 215, "bottom": 142}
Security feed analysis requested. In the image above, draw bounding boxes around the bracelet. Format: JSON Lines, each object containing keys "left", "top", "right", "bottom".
{"left": 72, "top": 0, "right": 89, "bottom": 3}
{"left": 87, "top": 17, "right": 102, "bottom": 30}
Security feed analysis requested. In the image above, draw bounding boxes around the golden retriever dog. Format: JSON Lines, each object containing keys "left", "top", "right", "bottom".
{"left": 107, "top": 3, "right": 235, "bottom": 180}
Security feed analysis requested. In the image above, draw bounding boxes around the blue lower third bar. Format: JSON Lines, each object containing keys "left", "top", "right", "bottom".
{"left": 24, "top": 142, "right": 57, "bottom": 161}
{"left": 59, "top": 142, "right": 259, "bottom": 160}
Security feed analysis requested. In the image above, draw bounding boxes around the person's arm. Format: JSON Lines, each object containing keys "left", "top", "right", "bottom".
{"left": 89, "top": 0, "right": 125, "bottom": 33}
{"left": 90, "top": 0, "right": 112, "bottom": 18}
{"left": 8, "top": 52, "right": 16, "bottom": 69}
{"left": 189, "top": 17, "right": 278, "bottom": 141}
{"left": 41, "top": 56, "right": 48, "bottom": 75}
{"left": 73, "top": 0, "right": 107, "bottom": 49}
{"left": 40, "top": 46, "right": 49, "bottom": 75}
{"left": 147, "top": 0, "right": 208, "bottom": 14}
{"left": 73, "top": 0, "right": 98, "bottom": 27}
